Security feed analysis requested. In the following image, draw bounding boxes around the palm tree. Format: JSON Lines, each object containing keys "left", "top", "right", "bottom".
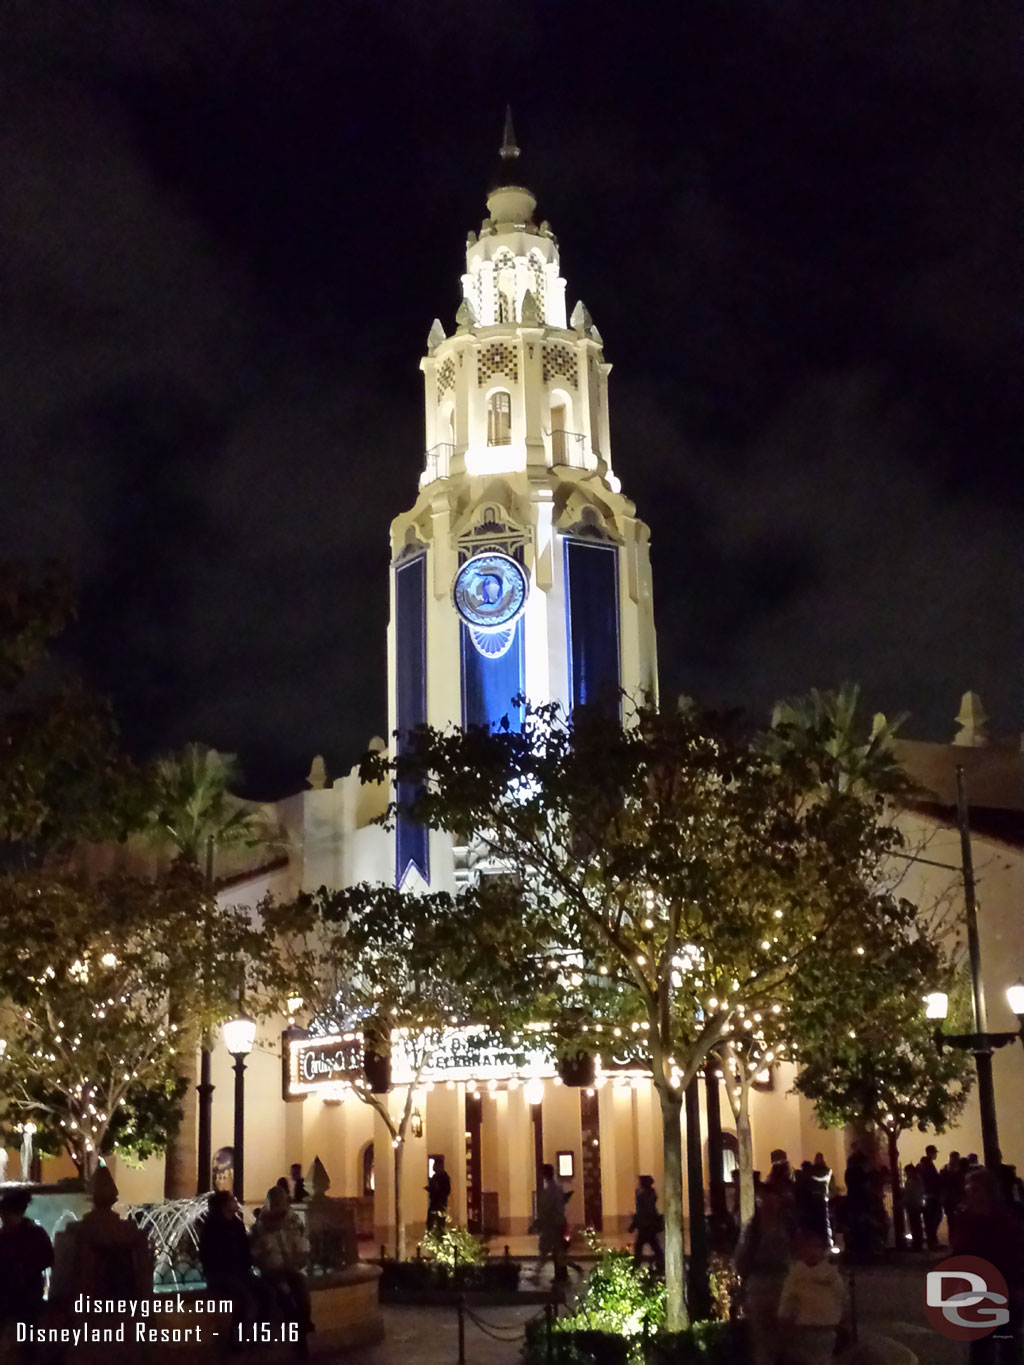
{"left": 771, "top": 682, "right": 912, "bottom": 797}
{"left": 145, "top": 744, "right": 276, "bottom": 1198}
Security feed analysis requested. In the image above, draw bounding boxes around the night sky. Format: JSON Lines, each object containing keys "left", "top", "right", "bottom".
{"left": 2, "top": 2, "right": 1019, "bottom": 798}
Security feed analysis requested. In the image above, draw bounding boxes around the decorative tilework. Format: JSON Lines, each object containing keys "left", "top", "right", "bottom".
{"left": 477, "top": 343, "right": 519, "bottom": 386}
{"left": 438, "top": 357, "right": 455, "bottom": 397}
{"left": 542, "top": 343, "right": 578, "bottom": 386}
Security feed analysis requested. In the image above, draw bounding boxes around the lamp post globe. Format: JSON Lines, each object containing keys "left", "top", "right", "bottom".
{"left": 925, "top": 991, "right": 949, "bottom": 1021}
{"left": 523, "top": 1076, "right": 544, "bottom": 1107}
{"left": 222, "top": 1013, "right": 257, "bottom": 1058}
{"left": 222, "top": 1013, "right": 256, "bottom": 1202}
{"left": 1005, "top": 980, "right": 1024, "bottom": 1020}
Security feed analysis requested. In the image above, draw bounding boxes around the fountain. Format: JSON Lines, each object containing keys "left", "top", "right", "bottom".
{"left": 19, "top": 1121, "right": 35, "bottom": 1180}
{"left": 125, "top": 1196, "right": 208, "bottom": 1289}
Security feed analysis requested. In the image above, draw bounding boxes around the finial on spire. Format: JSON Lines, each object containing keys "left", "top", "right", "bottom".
{"left": 501, "top": 105, "right": 520, "bottom": 161}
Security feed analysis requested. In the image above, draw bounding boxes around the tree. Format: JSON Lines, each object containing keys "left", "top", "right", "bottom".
{"left": 0, "top": 561, "right": 137, "bottom": 860}
{"left": 770, "top": 683, "right": 911, "bottom": 799}
{"left": 794, "top": 981, "right": 973, "bottom": 1244}
{"left": 269, "top": 879, "right": 547, "bottom": 1259}
{"left": 366, "top": 698, "right": 930, "bottom": 1329}
{"left": 0, "top": 865, "right": 283, "bottom": 1177}
{"left": 143, "top": 743, "right": 279, "bottom": 1197}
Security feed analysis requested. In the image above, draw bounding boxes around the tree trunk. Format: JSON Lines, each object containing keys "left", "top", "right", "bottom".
{"left": 887, "top": 1131, "right": 905, "bottom": 1251}
{"left": 737, "top": 1085, "right": 755, "bottom": 1226}
{"left": 163, "top": 1012, "right": 198, "bottom": 1198}
{"left": 394, "top": 1139, "right": 405, "bottom": 1260}
{"left": 659, "top": 1087, "right": 689, "bottom": 1332}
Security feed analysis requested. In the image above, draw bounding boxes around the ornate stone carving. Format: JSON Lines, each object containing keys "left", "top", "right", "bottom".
{"left": 520, "top": 289, "right": 542, "bottom": 326}
{"left": 426, "top": 318, "right": 446, "bottom": 354}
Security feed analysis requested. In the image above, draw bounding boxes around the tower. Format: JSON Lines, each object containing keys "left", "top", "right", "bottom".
{"left": 388, "top": 116, "right": 658, "bottom": 887}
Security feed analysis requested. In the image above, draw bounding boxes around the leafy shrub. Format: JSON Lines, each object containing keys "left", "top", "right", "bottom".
{"left": 419, "top": 1217, "right": 486, "bottom": 1268}
{"left": 707, "top": 1252, "right": 742, "bottom": 1322}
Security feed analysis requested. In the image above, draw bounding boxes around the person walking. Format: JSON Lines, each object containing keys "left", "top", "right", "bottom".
{"left": 902, "top": 1164, "right": 925, "bottom": 1252}
{"left": 918, "top": 1144, "right": 943, "bottom": 1250}
{"left": 809, "top": 1153, "right": 833, "bottom": 1248}
{"left": 251, "top": 1186, "right": 314, "bottom": 1350}
{"left": 735, "top": 1184, "right": 794, "bottom": 1365}
{"left": 777, "top": 1226, "right": 849, "bottom": 1365}
{"left": 425, "top": 1156, "right": 451, "bottom": 1232}
{"left": 0, "top": 1188, "right": 54, "bottom": 1354}
{"left": 629, "top": 1175, "right": 664, "bottom": 1274}
{"left": 532, "top": 1163, "right": 570, "bottom": 1283}
{"left": 842, "top": 1145, "right": 874, "bottom": 1261}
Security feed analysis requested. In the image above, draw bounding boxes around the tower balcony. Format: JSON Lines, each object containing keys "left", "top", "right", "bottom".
{"left": 420, "top": 442, "right": 455, "bottom": 487}
{"left": 550, "top": 429, "right": 591, "bottom": 471}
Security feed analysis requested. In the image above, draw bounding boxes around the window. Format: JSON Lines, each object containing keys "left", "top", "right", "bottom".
{"left": 487, "top": 391, "right": 512, "bottom": 446}
{"left": 497, "top": 290, "right": 512, "bottom": 324}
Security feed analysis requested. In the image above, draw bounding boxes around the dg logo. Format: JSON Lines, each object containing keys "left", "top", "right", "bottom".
{"left": 925, "top": 1256, "right": 1011, "bottom": 1341}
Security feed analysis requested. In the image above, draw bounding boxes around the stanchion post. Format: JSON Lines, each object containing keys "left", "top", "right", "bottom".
{"left": 457, "top": 1294, "right": 466, "bottom": 1365}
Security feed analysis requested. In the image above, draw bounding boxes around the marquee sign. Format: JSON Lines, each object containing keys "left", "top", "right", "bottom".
{"left": 285, "top": 1026, "right": 655, "bottom": 1098}
{"left": 287, "top": 1033, "right": 364, "bottom": 1097}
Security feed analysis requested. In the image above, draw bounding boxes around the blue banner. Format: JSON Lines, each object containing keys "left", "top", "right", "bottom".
{"left": 565, "top": 540, "right": 620, "bottom": 712}
{"left": 394, "top": 554, "right": 429, "bottom": 886}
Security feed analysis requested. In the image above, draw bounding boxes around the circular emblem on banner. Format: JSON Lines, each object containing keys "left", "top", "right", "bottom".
{"left": 452, "top": 553, "right": 528, "bottom": 631}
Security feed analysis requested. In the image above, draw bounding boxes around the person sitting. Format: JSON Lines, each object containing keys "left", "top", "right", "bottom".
{"left": 250, "top": 1186, "right": 313, "bottom": 1340}
{"left": 197, "top": 1190, "right": 263, "bottom": 1342}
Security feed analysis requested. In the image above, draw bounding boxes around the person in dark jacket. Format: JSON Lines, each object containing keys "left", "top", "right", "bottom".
{"left": 630, "top": 1175, "right": 664, "bottom": 1273}
{"left": 918, "top": 1145, "right": 943, "bottom": 1250}
{"left": 425, "top": 1157, "right": 452, "bottom": 1232}
{"left": 198, "top": 1190, "right": 263, "bottom": 1342}
{"left": 290, "top": 1163, "right": 308, "bottom": 1203}
{"left": 0, "top": 1188, "right": 53, "bottom": 1344}
{"left": 952, "top": 1168, "right": 1024, "bottom": 1364}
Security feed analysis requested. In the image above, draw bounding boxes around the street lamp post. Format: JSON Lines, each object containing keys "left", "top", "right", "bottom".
{"left": 222, "top": 1013, "right": 256, "bottom": 1202}
{"left": 927, "top": 982, "right": 1024, "bottom": 1169}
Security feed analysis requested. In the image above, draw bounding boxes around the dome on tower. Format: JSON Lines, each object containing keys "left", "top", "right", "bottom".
{"left": 485, "top": 107, "right": 537, "bottom": 229}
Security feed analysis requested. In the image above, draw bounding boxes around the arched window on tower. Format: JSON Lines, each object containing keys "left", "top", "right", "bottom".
{"left": 497, "top": 290, "right": 512, "bottom": 324}
{"left": 487, "top": 391, "right": 512, "bottom": 446}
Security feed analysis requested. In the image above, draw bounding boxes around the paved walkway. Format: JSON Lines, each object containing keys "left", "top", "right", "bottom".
{"left": 325, "top": 1253, "right": 966, "bottom": 1364}
{"left": 847, "top": 1259, "right": 961, "bottom": 1365}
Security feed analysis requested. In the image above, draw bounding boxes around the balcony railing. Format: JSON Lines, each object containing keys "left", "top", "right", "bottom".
{"left": 421, "top": 442, "right": 455, "bottom": 486}
{"left": 486, "top": 433, "right": 512, "bottom": 447}
{"left": 551, "top": 429, "right": 588, "bottom": 468}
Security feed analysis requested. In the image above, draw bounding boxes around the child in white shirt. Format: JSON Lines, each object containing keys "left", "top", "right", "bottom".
{"left": 777, "top": 1226, "right": 849, "bottom": 1364}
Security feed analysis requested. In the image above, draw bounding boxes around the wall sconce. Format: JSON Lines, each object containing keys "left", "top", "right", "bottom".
{"left": 410, "top": 1109, "right": 424, "bottom": 1139}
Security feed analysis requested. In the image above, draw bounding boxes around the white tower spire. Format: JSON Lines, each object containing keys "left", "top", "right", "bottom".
{"left": 387, "top": 120, "right": 658, "bottom": 887}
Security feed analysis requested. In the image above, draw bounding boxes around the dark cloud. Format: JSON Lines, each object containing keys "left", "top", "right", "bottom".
{"left": 0, "top": 0, "right": 1019, "bottom": 796}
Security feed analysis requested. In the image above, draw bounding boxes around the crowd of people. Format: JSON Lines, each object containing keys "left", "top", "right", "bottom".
{"left": 197, "top": 1171, "right": 314, "bottom": 1356}
{"left": 729, "top": 1143, "right": 1024, "bottom": 1364}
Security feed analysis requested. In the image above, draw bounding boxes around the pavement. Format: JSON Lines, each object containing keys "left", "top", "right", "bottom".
{"left": 845, "top": 1258, "right": 962, "bottom": 1365}
{"left": 330, "top": 1251, "right": 968, "bottom": 1365}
